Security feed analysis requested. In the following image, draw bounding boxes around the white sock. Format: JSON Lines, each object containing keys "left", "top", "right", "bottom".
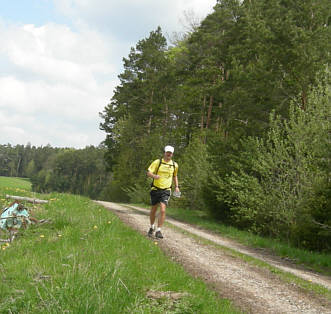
{"left": 156, "top": 227, "right": 161, "bottom": 232}
{"left": 150, "top": 224, "right": 155, "bottom": 230}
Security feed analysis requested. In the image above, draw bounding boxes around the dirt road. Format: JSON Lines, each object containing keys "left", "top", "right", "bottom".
{"left": 96, "top": 201, "right": 331, "bottom": 314}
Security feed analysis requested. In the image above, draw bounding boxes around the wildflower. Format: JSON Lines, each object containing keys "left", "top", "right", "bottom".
{"left": 154, "top": 242, "right": 158, "bottom": 245}
{"left": 108, "top": 221, "right": 111, "bottom": 224}
{"left": 40, "top": 235, "right": 45, "bottom": 238}
{"left": 58, "top": 234, "right": 62, "bottom": 237}
{"left": 93, "top": 225, "right": 98, "bottom": 229}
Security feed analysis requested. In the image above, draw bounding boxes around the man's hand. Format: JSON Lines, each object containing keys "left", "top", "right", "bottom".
{"left": 147, "top": 171, "right": 160, "bottom": 180}
{"left": 173, "top": 186, "right": 181, "bottom": 198}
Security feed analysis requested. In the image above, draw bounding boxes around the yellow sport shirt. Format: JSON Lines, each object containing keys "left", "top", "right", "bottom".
{"left": 148, "top": 158, "right": 178, "bottom": 190}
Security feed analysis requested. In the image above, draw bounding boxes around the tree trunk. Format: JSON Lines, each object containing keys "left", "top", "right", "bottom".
{"left": 147, "top": 90, "right": 154, "bottom": 134}
{"left": 147, "top": 108, "right": 152, "bottom": 134}
{"left": 164, "top": 96, "right": 168, "bottom": 128}
{"left": 216, "top": 102, "right": 223, "bottom": 132}
{"left": 16, "top": 157, "right": 22, "bottom": 177}
{"left": 206, "top": 96, "right": 213, "bottom": 129}
{"left": 201, "top": 95, "right": 206, "bottom": 131}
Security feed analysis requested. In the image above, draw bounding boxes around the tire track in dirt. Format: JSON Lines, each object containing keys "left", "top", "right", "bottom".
{"left": 96, "top": 201, "right": 331, "bottom": 314}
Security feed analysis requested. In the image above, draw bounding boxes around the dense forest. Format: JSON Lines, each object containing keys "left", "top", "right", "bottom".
{"left": 1, "top": 0, "right": 330, "bottom": 252}
{"left": 100, "top": 0, "right": 330, "bottom": 251}
{"left": 0, "top": 144, "right": 108, "bottom": 199}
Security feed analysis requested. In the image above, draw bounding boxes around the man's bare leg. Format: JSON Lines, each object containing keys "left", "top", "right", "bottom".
{"left": 157, "top": 202, "right": 167, "bottom": 228}
{"left": 150, "top": 204, "right": 158, "bottom": 226}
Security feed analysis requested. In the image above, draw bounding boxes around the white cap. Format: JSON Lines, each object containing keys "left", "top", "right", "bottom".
{"left": 164, "top": 145, "right": 174, "bottom": 153}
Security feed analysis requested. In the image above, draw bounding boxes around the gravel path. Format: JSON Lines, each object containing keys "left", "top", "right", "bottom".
{"left": 96, "top": 201, "right": 331, "bottom": 314}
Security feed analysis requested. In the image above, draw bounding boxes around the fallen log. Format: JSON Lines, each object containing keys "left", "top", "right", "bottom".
{"left": 6, "top": 195, "right": 48, "bottom": 204}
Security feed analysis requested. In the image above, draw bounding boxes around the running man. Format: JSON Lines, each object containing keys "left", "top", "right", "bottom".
{"left": 147, "top": 145, "right": 180, "bottom": 239}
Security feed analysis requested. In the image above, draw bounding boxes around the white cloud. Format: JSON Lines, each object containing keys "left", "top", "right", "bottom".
{"left": 0, "top": 1, "right": 216, "bottom": 148}
{"left": 0, "top": 76, "right": 113, "bottom": 117}
{"left": 54, "top": 0, "right": 216, "bottom": 40}
{"left": 0, "top": 23, "right": 115, "bottom": 87}
{"left": 0, "top": 109, "right": 103, "bottom": 147}
{"left": 0, "top": 21, "right": 115, "bottom": 147}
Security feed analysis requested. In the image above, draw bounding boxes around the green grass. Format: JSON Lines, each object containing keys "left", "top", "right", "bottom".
{"left": 0, "top": 176, "right": 32, "bottom": 190}
{"left": 0, "top": 177, "right": 239, "bottom": 313}
{"left": 133, "top": 203, "right": 331, "bottom": 276}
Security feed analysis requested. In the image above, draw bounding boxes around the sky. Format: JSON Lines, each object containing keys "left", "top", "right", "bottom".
{"left": 0, "top": 0, "right": 216, "bottom": 148}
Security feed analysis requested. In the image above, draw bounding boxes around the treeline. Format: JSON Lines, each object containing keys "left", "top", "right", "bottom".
{"left": 0, "top": 144, "right": 58, "bottom": 178}
{"left": 0, "top": 144, "right": 108, "bottom": 199}
{"left": 100, "top": 0, "right": 330, "bottom": 251}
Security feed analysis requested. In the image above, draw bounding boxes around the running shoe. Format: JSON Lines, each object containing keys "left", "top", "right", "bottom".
{"left": 148, "top": 227, "right": 154, "bottom": 237}
{"left": 155, "top": 230, "right": 163, "bottom": 239}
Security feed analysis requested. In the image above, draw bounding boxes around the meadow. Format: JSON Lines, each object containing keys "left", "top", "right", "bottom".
{"left": 0, "top": 177, "right": 239, "bottom": 313}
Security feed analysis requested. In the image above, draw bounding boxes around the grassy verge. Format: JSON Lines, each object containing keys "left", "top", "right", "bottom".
{"left": 0, "top": 177, "right": 239, "bottom": 313}
{"left": 133, "top": 203, "right": 331, "bottom": 276}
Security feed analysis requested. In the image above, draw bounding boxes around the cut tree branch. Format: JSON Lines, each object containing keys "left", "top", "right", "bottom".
{"left": 6, "top": 195, "right": 48, "bottom": 204}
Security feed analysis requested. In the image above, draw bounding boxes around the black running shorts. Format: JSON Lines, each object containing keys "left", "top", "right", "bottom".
{"left": 150, "top": 189, "right": 171, "bottom": 206}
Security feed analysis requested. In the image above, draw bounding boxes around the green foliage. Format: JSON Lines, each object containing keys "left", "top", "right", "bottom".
{"left": 214, "top": 84, "right": 330, "bottom": 250}
{"left": 0, "top": 144, "right": 58, "bottom": 178}
{"left": 123, "top": 182, "right": 151, "bottom": 205}
{"left": 31, "top": 146, "right": 109, "bottom": 199}
{"left": 175, "top": 134, "right": 210, "bottom": 209}
{"left": 296, "top": 178, "right": 331, "bottom": 251}
{"left": 99, "top": 179, "right": 129, "bottom": 202}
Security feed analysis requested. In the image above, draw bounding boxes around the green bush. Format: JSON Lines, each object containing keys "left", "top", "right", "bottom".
{"left": 124, "top": 182, "right": 151, "bottom": 204}
{"left": 214, "top": 84, "right": 330, "bottom": 250}
{"left": 176, "top": 134, "right": 210, "bottom": 210}
{"left": 99, "top": 179, "right": 130, "bottom": 202}
{"left": 294, "top": 181, "right": 331, "bottom": 251}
